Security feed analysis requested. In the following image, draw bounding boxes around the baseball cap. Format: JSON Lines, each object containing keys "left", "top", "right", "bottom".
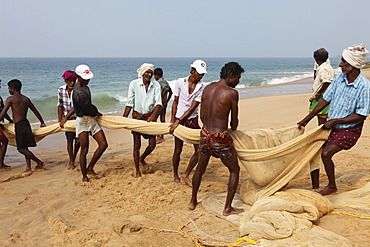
{"left": 190, "top": 59, "right": 207, "bottom": 74}
{"left": 76, "top": 64, "right": 94, "bottom": 80}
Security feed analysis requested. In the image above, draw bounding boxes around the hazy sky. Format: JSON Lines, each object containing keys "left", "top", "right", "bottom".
{"left": 1, "top": 0, "right": 369, "bottom": 58}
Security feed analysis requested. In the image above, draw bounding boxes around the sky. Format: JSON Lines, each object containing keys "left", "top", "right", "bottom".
{"left": 1, "top": 0, "right": 370, "bottom": 58}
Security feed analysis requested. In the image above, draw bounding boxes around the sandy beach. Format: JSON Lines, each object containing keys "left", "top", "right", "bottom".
{"left": 1, "top": 75, "right": 370, "bottom": 246}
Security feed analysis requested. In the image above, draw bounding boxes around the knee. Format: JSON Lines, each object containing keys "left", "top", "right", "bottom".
{"left": 100, "top": 142, "right": 108, "bottom": 151}
{"left": 80, "top": 147, "right": 89, "bottom": 156}
{"left": 173, "top": 148, "right": 182, "bottom": 157}
{"left": 148, "top": 141, "right": 156, "bottom": 150}
{"left": 321, "top": 149, "right": 332, "bottom": 161}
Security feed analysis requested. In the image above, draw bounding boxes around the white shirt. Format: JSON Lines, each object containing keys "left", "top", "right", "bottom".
{"left": 312, "top": 61, "right": 335, "bottom": 97}
{"left": 126, "top": 78, "right": 162, "bottom": 114}
{"left": 173, "top": 77, "right": 205, "bottom": 119}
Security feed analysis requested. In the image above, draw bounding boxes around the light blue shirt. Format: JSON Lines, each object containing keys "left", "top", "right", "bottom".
{"left": 323, "top": 73, "right": 370, "bottom": 129}
{"left": 126, "top": 78, "right": 162, "bottom": 114}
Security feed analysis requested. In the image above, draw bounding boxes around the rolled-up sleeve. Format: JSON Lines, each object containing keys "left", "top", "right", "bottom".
{"left": 355, "top": 85, "right": 370, "bottom": 117}
{"left": 126, "top": 81, "right": 135, "bottom": 107}
{"left": 154, "top": 83, "right": 162, "bottom": 107}
{"left": 57, "top": 88, "right": 63, "bottom": 107}
{"left": 173, "top": 79, "right": 180, "bottom": 97}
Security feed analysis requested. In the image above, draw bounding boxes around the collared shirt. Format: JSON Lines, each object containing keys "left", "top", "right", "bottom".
{"left": 173, "top": 77, "right": 205, "bottom": 120}
{"left": 323, "top": 73, "right": 370, "bottom": 129}
{"left": 312, "top": 61, "right": 335, "bottom": 97}
{"left": 57, "top": 85, "right": 76, "bottom": 120}
{"left": 126, "top": 78, "right": 162, "bottom": 114}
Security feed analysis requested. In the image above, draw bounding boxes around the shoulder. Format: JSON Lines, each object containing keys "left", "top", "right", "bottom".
{"left": 151, "top": 80, "right": 161, "bottom": 87}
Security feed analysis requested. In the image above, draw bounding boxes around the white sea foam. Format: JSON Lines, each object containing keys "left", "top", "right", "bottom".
{"left": 266, "top": 72, "right": 312, "bottom": 85}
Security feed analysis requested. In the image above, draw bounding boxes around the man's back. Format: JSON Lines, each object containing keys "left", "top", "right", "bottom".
{"left": 200, "top": 81, "right": 238, "bottom": 133}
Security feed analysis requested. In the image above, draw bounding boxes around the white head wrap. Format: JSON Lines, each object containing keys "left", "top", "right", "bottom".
{"left": 342, "top": 44, "right": 368, "bottom": 69}
{"left": 137, "top": 63, "right": 155, "bottom": 78}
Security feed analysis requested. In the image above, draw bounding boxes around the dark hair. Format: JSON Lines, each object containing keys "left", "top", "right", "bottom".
{"left": 220, "top": 62, "right": 245, "bottom": 79}
{"left": 313, "top": 48, "right": 329, "bottom": 63}
{"left": 8, "top": 79, "right": 22, "bottom": 91}
{"left": 154, "top": 68, "right": 163, "bottom": 77}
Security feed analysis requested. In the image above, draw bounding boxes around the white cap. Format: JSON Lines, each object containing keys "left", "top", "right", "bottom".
{"left": 190, "top": 59, "right": 207, "bottom": 74}
{"left": 76, "top": 64, "right": 94, "bottom": 80}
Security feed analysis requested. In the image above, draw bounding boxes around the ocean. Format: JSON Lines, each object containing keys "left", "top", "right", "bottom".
{"left": 0, "top": 57, "right": 341, "bottom": 124}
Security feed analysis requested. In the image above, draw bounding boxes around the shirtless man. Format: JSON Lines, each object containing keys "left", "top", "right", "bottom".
{"left": 0, "top": 79, "right": 13, "bottom": 170}
{"left": 189, "top": 62, "right": 245, "bottom": 216}
{"left": 0, "top": 79, "right": 45, "bottom": 172}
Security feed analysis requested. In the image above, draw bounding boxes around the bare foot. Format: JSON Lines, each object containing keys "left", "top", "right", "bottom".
{"left": 86, "top": 170, "right": 101, "bottom": 179}
{"left": 35, "top": 163, "right": 46, "bottom": 171}
{"left": 156, "top": 138, "right": 165, "bottom": 144}
{"left": 174, "top": 177, "right": 180, "bottom": 183}
{"left": 312, "top": 188, "right": 320, "bottom": 193}
{"left": 142, "top": 165, "right": 154, "bottom": 174}
{"left": 188, "top": 201, "right": 197, "bottom": 210}
{"left": 139, "top": 157, "right": 147, "bottom": 166}
{"left": 223, "top": 207, "right": 244, "bottom": 216}
{"left": 319, "top": 186, "right": 337, "bottom": 195}
{"left": 135, "top": 172, "right": 142, "bottom": 178}
{"left": 180, "top": 177, "right": 192, "bottom": 187}
{"left": 82, "top": 177, "right": 89, "bottom": 182}
{"left": 0, "top": 164, "right": 11, "bottom": 171}
{"left": 67, "top": 163, "right": 75, "bottom": 170}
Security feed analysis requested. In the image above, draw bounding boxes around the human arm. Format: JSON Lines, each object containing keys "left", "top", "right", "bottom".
{"left": 0, "top": 98, "right": 12, "bottom": 122}
{"left": 297, "top": 99, "right": 330, "bottom": 128}
{"left": 169, "top": 100, "right": 200, "bottom": 133}
{"left": 147, "top": 105, "right": 161, "bottom": 122}
{"left": 59, "top": 107, "right": 75, "bottom": 128}
{"left": 58, "top": 106, "right": 64, "bottom": 122}
{"left": 230, "top": 90, "right": 239, "bottom": 131}
{"left": 29, "top": 100, "right": 46, "bottom": 127}
{"left": 310, "top": 82, "right": 330, "bottom": 101}
{"left": 322, "top": 114, "right": 366, "bottom": 130}
{"left": 123, "top": 106, "right": 132, "bottom": 117}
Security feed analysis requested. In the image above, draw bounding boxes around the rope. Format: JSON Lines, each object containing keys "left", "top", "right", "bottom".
{"left": 330, "top": 211, "right": 370, "bottom": 220}
{"left": 229, "top": 237, "right": 258, "bottom": 246}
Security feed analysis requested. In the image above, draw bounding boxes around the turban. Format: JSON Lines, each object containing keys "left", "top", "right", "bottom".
{"left": 137, "top": 63, "right": 155, "bottom": 78}
{"left": 342, "top": 44, "right": 368, "bottom": 69}
{"left": 61, "top": 70, "right": 78, "bottom": 81}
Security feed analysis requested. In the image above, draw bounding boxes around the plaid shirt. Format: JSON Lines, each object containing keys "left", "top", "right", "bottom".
{"left": 324, "top": 73, "right": 370, "bottom": 129}
{"left": 57, "top": 85, "right": 76, "bottom": 120}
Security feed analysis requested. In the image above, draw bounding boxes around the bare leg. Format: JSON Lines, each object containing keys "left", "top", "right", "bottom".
{"left": 139, "top": 135, "right": 156, "bottom": 167}
{"left": 189, "top": 153, "right": 211, "bottom": 210}
{"left": 86, "top": 130, "right": 108, "bottom": 177}
{"left": 180, "top": 144, "right": 199, "bottom": 187}
{"left": 78, "top": 131, "right": 89, "bottom": 182}
{"left": 73, "top": 138, "right": 80, "bottom": 166}
{"left": 319, "top": 144, "right": 342, "bottom": 195}
{"left": 220, "top": 148, "right": 243, "bottom": 216}
{"left": 156, "top": 113, "right": 166, "bottom": 143}
{"left": 310, "top": 169, "right": 320, "bottom": 190}
{"left": 18, "top": 148, "right": 44, "bottom": 172}
{"left": 172, "top": 137, "right": 184, "bottom": 183}
{"left": 66, "top": 139, "right": 75, "bottom": 170}
{"left": 0, "top": 138, "right": 10, "bottom": 169}
{"left": 132, "top": 132, "right": 142, "bottom": 177}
